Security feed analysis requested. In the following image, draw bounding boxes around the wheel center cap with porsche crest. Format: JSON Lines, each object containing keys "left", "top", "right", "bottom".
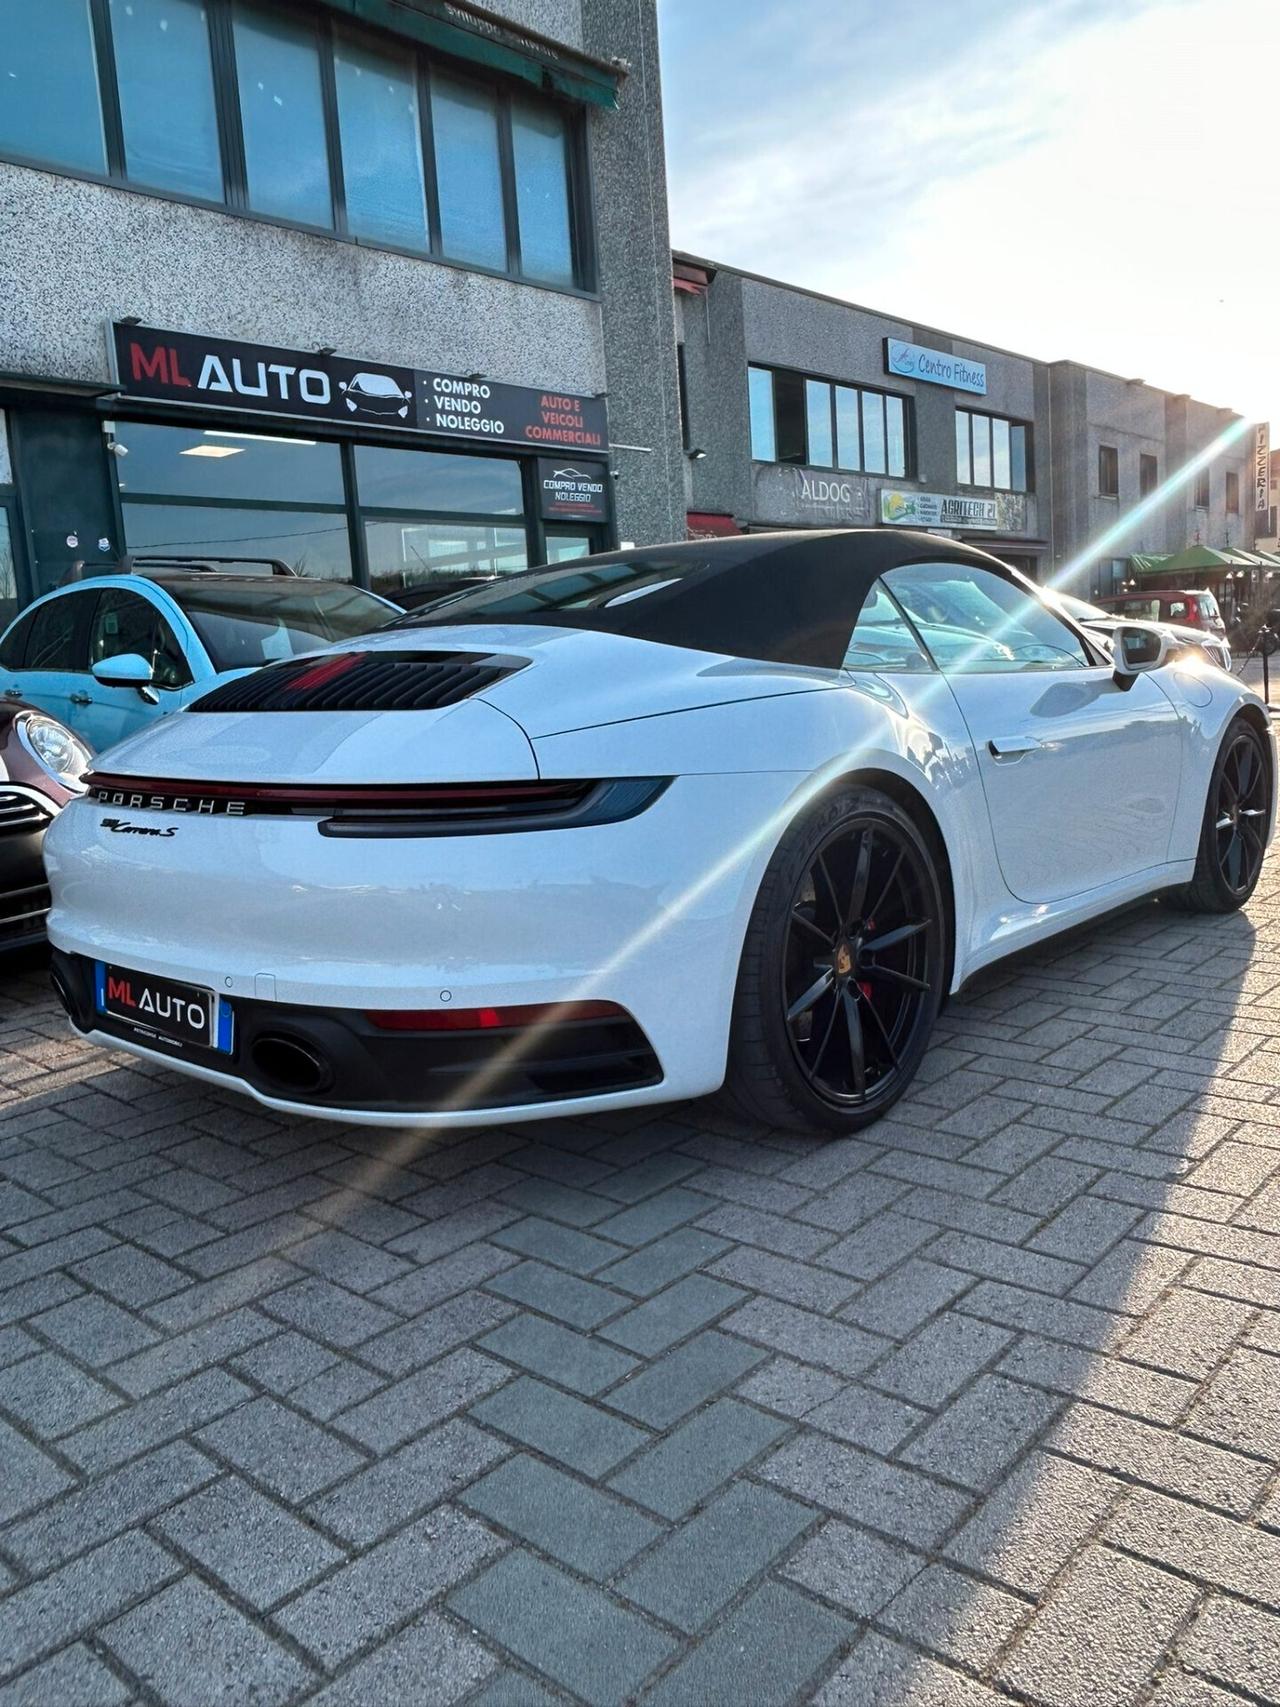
{"left": 834, "top": 941, "right": 854, "bottom": 978}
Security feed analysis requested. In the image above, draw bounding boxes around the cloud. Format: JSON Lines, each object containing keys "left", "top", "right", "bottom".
{"left": 660, "top": 0, "right": 1277, "bottom": 420}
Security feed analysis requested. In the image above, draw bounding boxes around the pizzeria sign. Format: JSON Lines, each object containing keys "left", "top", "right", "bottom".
{"left": 110, "top": 322, "right": 608, "bottom": 455}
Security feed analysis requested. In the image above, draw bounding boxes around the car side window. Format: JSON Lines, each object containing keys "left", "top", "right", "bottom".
{"left": 88, "top": 590, "right": 192, "bottom": 689}
{"left": 843, "top": 579, "right": 933, "bottom": 673}
{"left": 25, "top": 593, "right": 92, "bottom": 672}
{"left": 884, "top": 563, "right": 1092, "bottom": 674}
{"left": 0, "top": 605, "right": 37, "bottom": 669}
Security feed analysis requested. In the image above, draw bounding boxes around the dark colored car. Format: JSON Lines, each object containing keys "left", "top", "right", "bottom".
{"left": 0, "top": 703, "right": 90, "bottom": 949}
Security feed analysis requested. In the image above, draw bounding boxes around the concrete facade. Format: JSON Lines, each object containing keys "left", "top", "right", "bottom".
{"left": 0, "top": 0, "right": 683, "bottom": 607}
{"left": 677, "top": 252, "right": 1254, "bottom": 596}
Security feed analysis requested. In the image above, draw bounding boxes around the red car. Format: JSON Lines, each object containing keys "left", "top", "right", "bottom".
{"left": 1095, "top": 588, "right": 1227, "bottom": 638}
{"left": 0, "top": 703, "right": 90, "bottom": 949}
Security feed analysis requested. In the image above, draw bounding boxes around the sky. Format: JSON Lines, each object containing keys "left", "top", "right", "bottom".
{"left": 658, "top": 0, "right": 1279, "bottom": 427}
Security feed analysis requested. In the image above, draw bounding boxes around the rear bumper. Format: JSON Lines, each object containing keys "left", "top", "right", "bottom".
{"left": 52, "top": 948, "right": 661, "bottom": 1118}
{"left": 44, "top": 770, "right": 808, "bottom": 1125}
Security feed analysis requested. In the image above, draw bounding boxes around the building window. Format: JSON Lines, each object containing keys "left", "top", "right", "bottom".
{"left": 355, "top": 443, "right": 526, "bottom": 596}
{"left": 110, "top": 0, "right": 223, "bottom": 202}
{"left": 956, "top": 410, "right": 1031, "bottom": 493}
{"left": 0, "top": 1, "right": 593, "bottom": 290}
{"left": 233, "top": 4, "right": 334, "bottom": 229}
{"left": 1139, "top": 453, "right": 1158, "bottom": 497}
{"left": 1226, "top": 470, "right": 1240, "bottom": 513}
{"left": 1194, "top": 467, "right": 1210, "bottom": 509}
{"left": 432, "top": 73, "right": 508, "bottom": 273}
{"left": 0, "top": 0, "right": 106, "bottom": 174}
{"left": 748, "top": 367, "right": 776, "bottom": 462}
{"left": 1098, "top": 444, "right": 1120, "bottom": 498}
{"left": 747, "top": 367, "right": 910, "bottom": 476}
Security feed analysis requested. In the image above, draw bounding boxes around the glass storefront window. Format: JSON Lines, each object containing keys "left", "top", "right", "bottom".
{"left": 433, "top": 74, "right": 507, "bottom": 273}
{"left": 861, "top": 392, "right": 886, "bottom": 475}
{"left": 886, "top": 396, "right": 907, "bottom": 478}
{"left": 354, "top": 445, "right": 523, "bottom": 515}
{"left": 511, "top": 97, "right": 573, "bottom": 286}
{"left": 992, "top": 417, "right": 1012, "bottom": 489}
{"left": 110, "top": 0, "right": 223, "bottom": 201}
{"left": 233, "top": 4, "right": 332, "bottom": 227}
{"left": 364, "top": 519, "right": 526, "bottom": 596}
{"left": 114, "top": 424, "right": 344, "bottom": 505}
{"left": 0, "top": 0, "right": 106, "bottom": 173}
{"left": 121, "top": 502, "right": 354, "bottom": 580}
{"left": 334, "top": 29, "right": 429, "bottom": 252}
{"left": 835, "top": 387, "right": 860, "bottom": 472}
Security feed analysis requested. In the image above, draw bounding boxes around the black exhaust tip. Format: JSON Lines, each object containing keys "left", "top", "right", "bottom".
{"left": 49, "top": 965, "right": 81, "bottom": 1024}
{"left": 250, "top": 1034, "right": 332, "bottom": 1095}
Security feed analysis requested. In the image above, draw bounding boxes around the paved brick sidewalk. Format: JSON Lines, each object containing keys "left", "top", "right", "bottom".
{"left": 3, "top": 870, "right": 1280, "bottom": 1706}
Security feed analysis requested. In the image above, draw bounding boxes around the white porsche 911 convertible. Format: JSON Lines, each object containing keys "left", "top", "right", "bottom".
{"left": 43, "top": 531, "right": 1273, "bottom": 1135}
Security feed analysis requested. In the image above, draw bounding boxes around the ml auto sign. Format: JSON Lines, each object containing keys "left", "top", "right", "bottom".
{"left": 884, "top": 338, "right": 987, "bottom": 396}
{"left": 111, "top": 322, "right": 608, "bottom": 455}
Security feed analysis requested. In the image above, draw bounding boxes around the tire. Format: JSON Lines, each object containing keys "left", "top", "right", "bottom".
{"left": 721, "top": 785, "right": 947, "bottom": 1133}
{"left": 1164, "top": 715, "right": 1271, "bottom": 913}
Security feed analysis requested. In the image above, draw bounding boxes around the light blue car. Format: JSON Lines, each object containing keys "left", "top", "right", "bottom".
{"left": 0, "top": 567, "right": 398, "bottom": 755}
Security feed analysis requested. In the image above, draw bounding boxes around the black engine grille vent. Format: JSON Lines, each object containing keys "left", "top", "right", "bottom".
{"left": 190, "top": 650, "right": 526, "bottom": 714}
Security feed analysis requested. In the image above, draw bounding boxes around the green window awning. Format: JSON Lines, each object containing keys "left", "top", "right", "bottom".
{"left": 314, "top": 0, "right": 625, "bottom": 108}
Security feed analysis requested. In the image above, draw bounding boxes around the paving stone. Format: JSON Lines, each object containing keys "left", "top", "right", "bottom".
{"left": 68, "top": 1244, "right": 189, "bottom": 1306}
{"left": 1051, "top": 1402, "right": 1269, "bottom": 1516}
{"left": 0, "top": 1642, "right": 135, "bottom": 1705}
{"left": 1178, "top": 1594, "right": 1280, "bottom": 1703}
{"left": 781, "top": 1518, "right": 923, "bottom": 1617}
{"left": 229, "top": 1329, "right": 338, "bottom": 1395}
{"left": 361, "top": 1290, "right": 515, "bottom": 1376}
{"left": 450, "top": 1549, "right": 676, "bottom": 1705}
{"left": 597, "top": 1227, "right": 732, "bottom": 1299}
{"left": 816, "top": 1631, "right": 1018, "bottom": 1707}
{"left": 62, "top": 1367, "right": 253, "bottom": 1474}
{"left": 491, "top": 1217, "right": 623, "bottom": 1275}
{"left": 0, "top": 1416, "right": 74, "bottom": 1525}
{"left": 608, "top": 1395, "right": 787, "bottom": 1518}
{"left": 870, "top": 1312, "right": 1014, "bottom": 1407}
{"left": 0, "top": 1349, "right": 119, "bottom": 1437}
{"left": 258, "top": 1275, "right": 400, "bottom": 1349}
{"left": 1104, "top": 1486, "right": 1280, "bottom": 1607}
{"left": 735, "top": 1354, "right": 848, "bottom": 1417}
{"left": 30, "top": 1292, "right": 159, "bottom": 1367}
{"left": 706, "top": 1243, "right": 856, "bottom": 1311}
{"left": 102, "top": 1574, "right": 316, "bottom": 1706}
{"left": 842, "top": 1258, "right": 972, "bottom": 1339}
{"left": 310, "top": 1416, "right": 507, "bottom": 1546}
{"left": 927, "top": 1229, "right": 1085, "bottom": 1295}
{"left": 958, "top": 1279, "right": 1123, "bottom": 1350}
{"left": 720, "top": 1295, "right": 886, "bottom": 1376}
{"left": 899, "top": 1374, "right": 1062, "bottom": 1491}
{"left": 484, "top": 1258, "right": 624, "bottom": 1328}
{"left": 477, "top": 1312, "right": 636, "bottom": 1395}
{"left": 591, "top": 1187, "right": 716, "bottom": 1245}
{"left": 471, "top": 1374, "right": 647, "bottom": 1476}
{"left": 155, "top": 1474, "right": 343, "bottom": 1610}
{"left": 277, "top": 1506, "right": 500, "bottom": 1667}
{"left": 695, "top": 1202, "right": 834, "bottom": 1258}
{"left": 463, "top": 1452, "right": 660, "bottom": 1576}
{"left": 619, "top": 1478, "right": 814, "bottom": 1631}
{"left": 467, "top": 1670, "right": 561, "bottom": 1707}
{"left": 760, "top": 1432, "right": 971, "bottom": 1548}
{"left": 1121, "top": 1288, "right": 1256, "bottom": 1380}
{"left": 307, "top": 1610, "right": 498, "bottom": 1706}
{"left": 998, "top": 1545, "right": 1199, "bottom": 1707}
{"left": 603, "top": 1329, "right": 766, "bottom": 1428}
{"left": 335, "top": 1347, "right": 509, "bottom": 1452}
{"left": 644, "top": 1580, "right": 850, "bottom": 1707}
{"left": 999, "top": 1336, "right": 1197, "bottom": 1427}
{"left": 197, "top": 1395, "right": 365, "bottom": 1503}
{"left": 290, "top": 1360, "right": 386, "bottom": 1422}
{"left": 806, "top": 1382, "right": 928, "bottom": 1453}
{"left": 881, "top": 1562, "right": 1030, "bottom": 1669}
{"left": 600, "top": 1273, "right": 744, "bottom": 1356}
{"left": 817, "top": 1212, "right": 935, "bottom": 1278}
{"left": 366, "top": 1241, "right": 518, "bottom": 1317}
{"left": 0, "top": 1531, "right": 180, "bottom": 1676}
{"left": 106, "top": 1306, "right": 276, "bottom": 1398}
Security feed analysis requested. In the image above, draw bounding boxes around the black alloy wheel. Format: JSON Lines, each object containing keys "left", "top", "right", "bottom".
{"left": 1214, "top": 728, "right": 1269, "bottom": 897}
{"left": 723, "top": 786, "right": 947, "bottom": 1133}
{"left": 1167, "top": 715, "right": 1272, "bottom": 913}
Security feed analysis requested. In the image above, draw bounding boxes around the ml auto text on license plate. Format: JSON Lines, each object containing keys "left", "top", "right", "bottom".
{"left": 95, "top": 962, "right": 234, "bottom": 1054}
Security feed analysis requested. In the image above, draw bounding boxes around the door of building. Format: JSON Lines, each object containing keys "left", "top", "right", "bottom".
{"left": 544, "top": 525, "right": 604, "bottom": 563}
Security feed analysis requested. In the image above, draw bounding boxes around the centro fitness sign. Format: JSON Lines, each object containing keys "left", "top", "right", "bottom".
{"left": 111, "top": 322, "right": 608, "bottom": 455}
{"left": 884, "top": 337, "right": 986, "bottom": 396}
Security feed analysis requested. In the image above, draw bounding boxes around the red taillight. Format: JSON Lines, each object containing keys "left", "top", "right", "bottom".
{"left": 366, "top": 1000, "right": 626, "bottom": 1032}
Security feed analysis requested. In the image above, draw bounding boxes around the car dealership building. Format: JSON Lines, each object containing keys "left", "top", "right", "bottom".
{"left": 674, "top": 253, "right": 1259, "bottom": 599}
{"left": 0, "top": 0, "right": 683, "bottom": 624}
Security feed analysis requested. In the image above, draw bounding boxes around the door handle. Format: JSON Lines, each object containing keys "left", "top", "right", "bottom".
{"left": 2, "top": 686, "right": 21, "bottom": 699}
{"left": 988, "top": 735, "right": 1040, "bottom": 758}
{"left": 69, "top": 692, "right": 93, "bottom": 706}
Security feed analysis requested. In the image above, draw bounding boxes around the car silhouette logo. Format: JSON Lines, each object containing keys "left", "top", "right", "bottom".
{"left": 338, "top": 372, "right": 413, "bottom": 420}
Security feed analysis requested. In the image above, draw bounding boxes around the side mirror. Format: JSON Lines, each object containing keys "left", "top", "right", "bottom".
{"left": 1111, "top": 623, "right": 1170, "bottom": 685}
{"left": 92, "top": 653, "right": 156, "bottom": 690}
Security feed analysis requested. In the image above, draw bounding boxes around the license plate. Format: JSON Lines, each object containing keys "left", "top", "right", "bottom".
{"left": 94, "top": 962, "right": 233, "bottom": 1054}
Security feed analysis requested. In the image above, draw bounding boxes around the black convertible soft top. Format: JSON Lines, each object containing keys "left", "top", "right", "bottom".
{"left": 401, "top": 529, "right": 1025, "bottom": 669}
